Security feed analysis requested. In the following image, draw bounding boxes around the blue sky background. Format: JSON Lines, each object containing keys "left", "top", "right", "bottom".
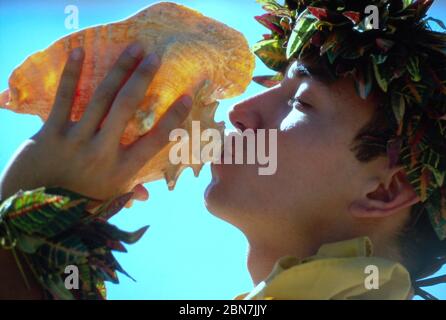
{"left": 0, "top": 0, "right": 445, "bottom": 299}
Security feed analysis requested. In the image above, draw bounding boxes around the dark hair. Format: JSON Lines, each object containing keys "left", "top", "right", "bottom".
{"left": 351, "top": 90, "right": 446, "bottom": 299}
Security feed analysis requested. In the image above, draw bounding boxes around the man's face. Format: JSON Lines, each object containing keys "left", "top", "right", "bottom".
{"left": 204, "top": 60, "right": 382, "bottom": 241}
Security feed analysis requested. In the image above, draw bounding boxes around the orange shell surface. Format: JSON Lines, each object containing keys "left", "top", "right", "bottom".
{"left": 0, "top": 2, "right": 255, "bottom": 190}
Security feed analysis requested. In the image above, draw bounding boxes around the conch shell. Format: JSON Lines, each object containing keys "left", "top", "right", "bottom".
{"left": 0, "top": 2, "right": 255, "bottom": 190}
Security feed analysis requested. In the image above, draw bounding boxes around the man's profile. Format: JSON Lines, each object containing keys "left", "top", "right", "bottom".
{"left": 0, "top": 0, "right": 445, "bottom": 300}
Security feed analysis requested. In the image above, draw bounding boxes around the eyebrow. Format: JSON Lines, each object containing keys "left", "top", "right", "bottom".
{"left": 287, "top": 59, "right": 334, "bottom": 85}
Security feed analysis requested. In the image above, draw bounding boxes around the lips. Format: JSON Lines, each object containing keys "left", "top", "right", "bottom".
{"left": 220, "top": 141, "right": 234, "bottom": 164}
{"left": 219, "top": 128, "right": 248, "bottom": 164}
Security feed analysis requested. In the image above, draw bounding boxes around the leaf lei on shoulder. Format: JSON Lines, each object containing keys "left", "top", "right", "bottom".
{"left": 253, "top": 0, "right": 446, "bottom": 240}
{"left": 0, "top": 187, "right": 148, "bottom": 299}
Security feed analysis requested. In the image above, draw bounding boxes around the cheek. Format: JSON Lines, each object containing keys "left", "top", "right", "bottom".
{"left": 274, "top": 114, "right": 355, "bottom": 205}
{"left": 280, "top": 107, "right": 305, "bottom": 131}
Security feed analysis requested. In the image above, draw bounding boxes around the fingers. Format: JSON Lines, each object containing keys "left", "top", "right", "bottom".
{"left": 99, "top": 52, "right": 161, "bottom": 145}
{"left": 124, "top": 200, "right": 134, "bottom": 208}
{"left": 46, "top": 47, "right": 84, "bottom": 132}
{"left": 73, "top": 43, "right": 145, "bottom": 138}
{"left": 124, "top": 184, "right": 149, "bottom": 208}
{"left": 132, "top": 183, "right": 149, "bottom": 201}
{"left": 120, "top": 95, "right": 192, "bottom": 177}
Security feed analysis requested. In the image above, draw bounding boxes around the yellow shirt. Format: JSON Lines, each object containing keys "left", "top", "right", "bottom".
{"left": 235, "top": 237, "right": 412, "bottom": 300}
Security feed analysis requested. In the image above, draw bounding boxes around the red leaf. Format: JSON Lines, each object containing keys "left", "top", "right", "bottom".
{"left": 253, "top": 75, "right": 281, "bottom": 88}
{"left": 106, "top": 240, "right": 127, "bottom": 253}
{"left": 420, "top": 168, "right": 431, "bottom": 201}
{"left": 405, "top": 0, "right": 434, "bottom": 19}
{"left": 410, "top": 126, "right": 426, "bottom": 147}
{"left": 255, "top": 14, "right": 284, "bottom": 35}
{"left": 375, "top": 38, "right": 395, "bottom": 53}
{"left": 310, "top": 32, "right": 323, "bottom": 47}
{"left": 387, "top": 138, "right": 402, "bottom": 168}
{"left": 98, "top": 192, "right": 134, "bottom": 220}
{"left": 343, "top": 11, "right": 361, "bottom": 24}
{"left": 407, "top": 81, "right": 422, "bottom": 103}
{"left": 308, "top": 6, "right": 329, "bottom": 21}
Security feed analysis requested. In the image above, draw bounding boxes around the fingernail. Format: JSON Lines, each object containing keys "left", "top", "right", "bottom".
{"left": 181, "top": 95, "right": 193, "bottom": 109}
{"left": 141, "top": 53, "right": 160, "bottom": 69}
{"left": 128, "top": 43, "right": 143, "bottom": 58}
{"left": 70, "top": 47, "right": 84, "bottom": 61}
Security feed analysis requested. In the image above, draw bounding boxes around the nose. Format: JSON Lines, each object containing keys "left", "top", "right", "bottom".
{"left": 228, "top": 93, "right": 263, "bottom": 132}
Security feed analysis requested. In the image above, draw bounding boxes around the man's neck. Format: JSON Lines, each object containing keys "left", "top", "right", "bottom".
{"left": 246, "top": 232, "right": 315, "bottom": 285}
{"left": 245, "top": 227, "right": 404, "bottom": 286}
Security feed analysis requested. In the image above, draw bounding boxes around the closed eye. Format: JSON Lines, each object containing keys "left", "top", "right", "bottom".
{"left": 288, "top": 97, "right": 312, "bottom": 111}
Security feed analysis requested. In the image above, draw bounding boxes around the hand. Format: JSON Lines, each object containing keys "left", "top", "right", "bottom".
{"left": 0, "top": 43, "right": 192, "bottom": 202}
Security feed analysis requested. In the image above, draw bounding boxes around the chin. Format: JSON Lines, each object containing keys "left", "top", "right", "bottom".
{"left": 204, "top": 162, "right": 242, "bottom": 222}
{"left": 204, "top": 163, "right": 226, "bottom": 214}
{"left": 204, "top": 161, "right": 263, "bottom": 227}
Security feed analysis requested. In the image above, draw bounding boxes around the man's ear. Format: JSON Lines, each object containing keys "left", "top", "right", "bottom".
{"left": 349, "top": 167, "right": 420, "bottom": 218}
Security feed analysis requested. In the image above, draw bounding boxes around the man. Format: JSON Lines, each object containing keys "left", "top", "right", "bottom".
{"left": 0, "top": 0, "right": 445, "bottom": 299}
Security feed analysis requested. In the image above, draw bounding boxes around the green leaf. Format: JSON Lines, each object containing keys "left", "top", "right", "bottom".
{"left": 0, "top": 187, "right": 64, "bottom": 221}
{"left": 372, "top": 54, "right": 390, "bottom": 92}
{"left": 11, "top": 202, "right": 86, "bottom": 237}
{"left": 77, "top": 263, "right": 103, "bottom": 299}
{"left": 438, "top": 120, "right": 446, "bottom": 136}
{"left": 286, "top": 9, "right": 317, "bottom": 59}
{"left": 320, "top": 32, "right": 339, "bottom": 55}
{"left": 418, "top": 145, "right": 444, "bottom": 187}
{"left": 426, "top": 165, "right": 445, "bottom": 187}
{"left": 322, "top": 32, "right": 348, "bottom": 64}
{"left": 36, "top": 235, "right": 89, "bottom": 269}
{"left": 341, "top": 44, "right": 370, "bottom": 60}
{"left": 402, "top": 0, "right": 413, "bottom": 10}
{"left": 2, "top": 188, "right": 88, "bottom": 237}
{"left": 16, "top": 234, "right": 44, "bottom": 254}
{"left": 253, "top": 39, "right": 288, "bottom": 72}
{"left": 0, "top": 187, "right": 147, "bottom": 299}
{"left": 95, "top": 280, "right": 107, "bottom": 300}
{"left": 256, "top": 0, "right": 276, "bottom": 5}
{"left": 90, "top": 257, "right": 120, "bottom": 284}
{"left": 405, "top": 164, "right": 436, "bottom": 202}
{"left": 391, "top": 92, "right": 406, "bottom": 134}
{"left": 353, "top": 18, "right": 374, "bottom": 33}
{"left": 354, "top": 63, "right": 373, "bottom": 99}
{"left": 425, "top": 189, "right": 446, "bottom": 241}
{"left": 255, "top": 0, "right": 290, "bottom": 16}
{"left": 43, "top": 274, "right": 75, "bottom": 300}
{"left": 326, "top": 47, "right": 343, "bottom": 64}
{"left": 407, "top": 56, "right": 421, "bottom": 82}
